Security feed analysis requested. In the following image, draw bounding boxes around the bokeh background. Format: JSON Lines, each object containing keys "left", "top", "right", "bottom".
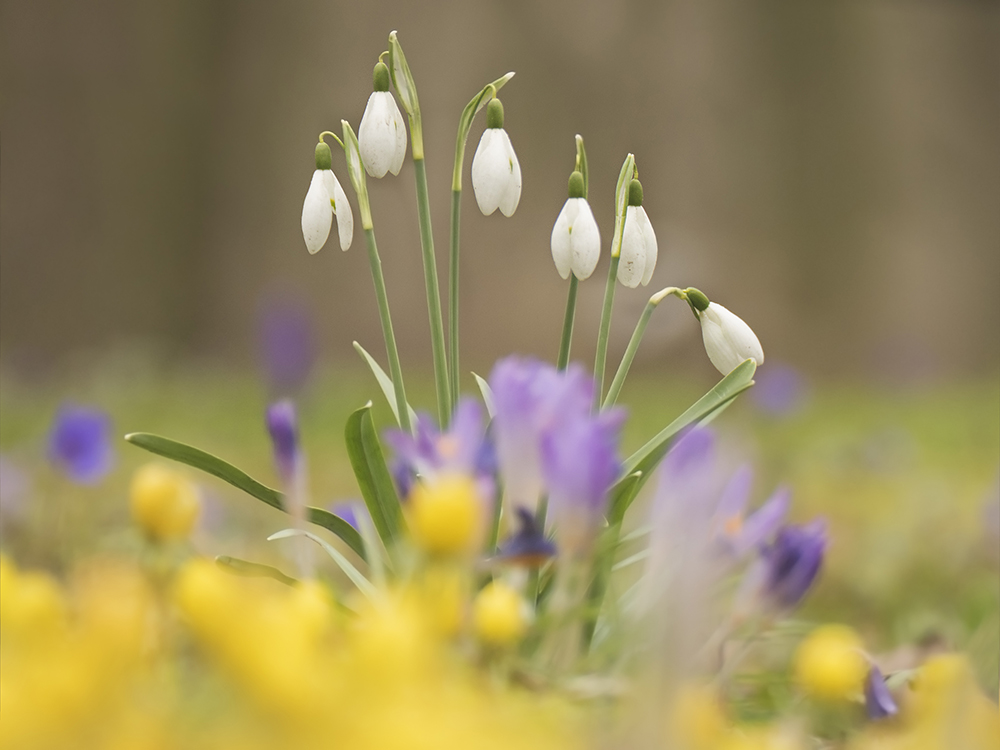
{"left": 1, "top": 0, "right": 998, "bottom": 692}
{"left": 2, "top": 0, "right": 998, "bottom": 380}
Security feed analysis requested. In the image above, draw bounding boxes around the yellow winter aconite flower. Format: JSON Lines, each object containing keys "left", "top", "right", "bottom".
{"left": 473, "top": 580, "right": 529, "bottom": 646}
{"left": 407, "top": 474, "right": 482, "bottom": 555}
{"left": 793, "top": 624, "right": 867, "bottom": 701}
{"left": 129, "top": 462, "right": 201, "bottom": 541}
{"left": 667, "top": 685, "right": 730, "bottom": 749}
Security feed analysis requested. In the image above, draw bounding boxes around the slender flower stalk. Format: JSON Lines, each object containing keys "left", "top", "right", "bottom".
{"left": 265, "top": 400, "right": 313, "bottom": 578}
{"left": 387, "top": 31, "right": 450, "bottom": 427}
{"left": 555, "top": 135, "right": 590, "bottom": 371}
{"left": 603, "top": 287, "right": 683, "bottom": 408}
{"left": 449, "top": 73, "right": 515, "bottom": 406}
{"left": 593, "top": 154, "right": 636, "bottom": 409}
{"left": 340, "top": 120, "right": 411, "bottom": 433}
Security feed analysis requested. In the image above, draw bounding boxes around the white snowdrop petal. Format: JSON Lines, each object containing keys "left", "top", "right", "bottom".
{"left": 359, "top": 93, "right": 390, "bottom": 178}
{"left": 616, "top": 206, "right": 645, "bottom": 288}
{"left": 700, "top": 303, "right": 764, "bottom": 375}
{"left": 497, "top": 130, "right": 521, "bottom": 217}
{"left": 550, "top": 201, "right": 575, "bottom": 279}
{"left": 570, "top": 200, "right": 601, "bottom": 280}
{"left": 471, "top": 129, "right": 506, "bottom": 215}
{"left": 389, "top": 97, "right": 407, "bottom": 175}
{"left": 637, "top": 207, "right": 658, "bottom": 286}
{"left": 301, "top": 170, "right": 333, "bottom": 254}
{"left": 331, "top": 174, "right": 354, "bottom": 251}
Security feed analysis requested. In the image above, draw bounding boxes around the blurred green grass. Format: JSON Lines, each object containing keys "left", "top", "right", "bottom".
{"left": 1, "top": 361, "right": 997, "bottom": 692}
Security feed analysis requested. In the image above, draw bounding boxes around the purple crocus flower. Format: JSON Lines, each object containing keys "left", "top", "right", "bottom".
{"left": 47, "top": 404, "right": 114, "bottom": 484}
{"left": 495, "top": 507, "right": 557, "bottom": 566}
{"left": 864, "top": 664, "right": 898, "bottom": 721}
{"left": 759, "top": 519, "right": 827, "bottom": 610}
{"left": 711, "top": 465, "right": 789, "bottom": 559}
{"left": 258, "top": 298, "right": 317, "bottom": 395}
{"left": 750, "top": 362, "right": 808, "bottom": 417}
{"left": 329, "top": 500, "right": 365, "bottom": 531}
{"left": 489, "top": 357, "right": 593, "bottom": 511}
{"left": 265, "top": 400, "right": 299, "bottom": 483}
{"left": 384, "top": 398, "right": 495, "bottom": 502}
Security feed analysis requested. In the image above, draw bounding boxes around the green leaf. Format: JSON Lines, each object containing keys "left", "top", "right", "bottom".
{"left": 124, "top": 432, "right": 366, "bottom": 560}
{"left": 268, "top": 529, "right": 377, "bottom": 599}
{"left": 606, "top": 470, "right": 643, "bottom": 527}
{"left": 215, "top": 555, "right": 298, "bottom": 586}
{"left": 344, "top": 403, "right": 404, "bottom": 548}
{"left": 471, "top": 372, "right": 496, "bottom": 418}
{"left": 610, "top": 359, "right": 756, "bottom": 512}
{"left": 353, "top": 341, "right": 418, "bottom": 429}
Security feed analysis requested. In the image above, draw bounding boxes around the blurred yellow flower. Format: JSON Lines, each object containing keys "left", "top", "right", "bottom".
{"left": 473, "top": 580, "right": 529, "bottom": 646}
{"left": 407, "top": 474, "right": 482, "bottom": 555}
{"left": 793, "top": 624, "right": 867, "bottom": 701}
{"left": 129, "top": 462, "right": 200, "bottom": 541}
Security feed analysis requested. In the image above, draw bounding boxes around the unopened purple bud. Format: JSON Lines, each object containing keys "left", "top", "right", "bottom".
{"left": 265, "top": 400, "right": 299, "bottom": 481}
{"left": 258, "top": 299, "right": 317, "bottom": 395}
{"left": 761, "top": 519, "right": 826, "bottom": 610}
{"left": 47, "top": 404, "right": 114, "bottom": 484}
{"left": 864, "top": 665, "right": 898, "bottom": 720}
{"left": 496, "top": 507, "right": 557, "bottom": 566}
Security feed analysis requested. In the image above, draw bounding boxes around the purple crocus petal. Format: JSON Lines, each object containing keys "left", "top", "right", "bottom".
{"left": 864, "top": 664, "right": 898, "bottom": 720}
{"left": 732, "top": 487, "right": 790, "bottom": 557}
{"left": 47, "top": 405, "right": 114, "bottom": 484}
{"left": 444, "top": 399, "right": 485, "bottom": 470}
{"left": 329, "top": 501, "right": 365, "bottom": 531}
{"left": 542, "top": 408, "right": 626, "bottom": 520}
{"left": 751, "top": 362, "right": 808, "bottom": 416}
{"left": 761, "top": 519, "right": 827, "bottom": 610}
{"left": 265, "top": 400, "right": 299, "bottom": 482}
{"left": 258, "top": 298, "right": 317, "bottom": 395}
{"left": 496, "top": 506, "right": 557, "bottom": 565}
{"left": 714, "top": 464, "right": 754, "bottom": 526}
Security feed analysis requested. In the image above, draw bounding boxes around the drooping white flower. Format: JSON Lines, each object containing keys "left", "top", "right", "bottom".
{"left": 616, "top": 180, "right": 658, "bottom": 288}
{"left": 359, "top": 62, "right": 407, "bottom": 178}
{"left": 698, "top": 301, "right": 765, "bottom": 375}
{"left": 550, "top": 171, "right": 600, "bottom": 280}
{"left": 301, "top": 144, "right": 353, "bottom": 254}
{"left": 471, "top": 98, "right": 521, "bottom": 217}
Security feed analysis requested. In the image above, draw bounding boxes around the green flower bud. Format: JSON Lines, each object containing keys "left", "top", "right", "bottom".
{"left": 684, "top": 287, "right": 710, "bottom": 312}
{"left": 567, "top": 171, "right": 585, "bottom": 199}
{"left": 486, "top": 98, "right": 504, "bottom": 129}
{"left": 373, "top": 61, "right": 390, "bottom": 92}
{"left": 315, "top": 141, "right": 332, "bottom": 171}
{"left": 627, "top": 179, "right": 644, "bottom": 207}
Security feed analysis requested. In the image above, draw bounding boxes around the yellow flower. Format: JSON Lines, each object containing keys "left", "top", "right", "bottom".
{"left": 129, "top": 463, "right": 200, "bottom": 541}
{"left": 407, "top": 474, "right": 482, "bottom": 555}
{"left": 793, "top": 624, "right": 867, "bottom": 701}
{"left": 473, "top": 581, "right": 529, "bottom": 646}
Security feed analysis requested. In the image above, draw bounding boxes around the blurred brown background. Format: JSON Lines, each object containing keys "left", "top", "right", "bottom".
{"left": 2, "top": 0, "right": 998, "bottom": 384}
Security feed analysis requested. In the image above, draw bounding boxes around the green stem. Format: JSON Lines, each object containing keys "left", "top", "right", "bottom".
{"left": 556, "top": 275, "right": 579, "bottom": 370}
{"left": 448, "top": 188, "right": 462, "bottom": 408}
{"left": 364, "top": 227, "right": 411, "bottom": 434}
{"left": 593, "top": 255, "right": 620, "bottom": 410}
{"left": 603, "top": 287, "right": 683, "bottom": 408}
{"left": 412, "top": 158, "right": 451, "bottom": 428}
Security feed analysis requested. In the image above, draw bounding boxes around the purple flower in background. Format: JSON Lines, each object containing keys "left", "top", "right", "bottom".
{"left": 864, "top": 664, "right": 898, "bottom": 721}
{"left": 750, "top": 362, "right": 808, "bottom": 417}
{"left": 47, "top": 404, "right": 114, "bottom": 484}
{"left": 258, "top": 298, "right": 317, "bottom": 395}
{"left": 711, "top": 465, "right": 790, "bottom": 559}
{"left": 496, "top": 507, "right": 557, "bottom": 566}
{"left": 489, "top": 357, "right": 593, "bottom": 511}
{"left": 329, "top": 500, "right": 365, "bottom": 531}
{"left": 385, "top": 399, "right": 495, "bottom": 501}
{"left": 266, "top": 400, "right": 300, "bottom": 483}
{"left": 759, "top": 519, "right": 827, "bottom": 610}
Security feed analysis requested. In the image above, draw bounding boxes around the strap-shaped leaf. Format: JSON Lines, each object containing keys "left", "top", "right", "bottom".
{"left": 344, "top": 403, "right": 404, "bottom": 548}
{"left": 354, "top": 341, "right": 418, "bottom": 429}
{"left": 124, "top": 432, "right": 366, "bottom": 560}
{"left": 215, "top": 555, "right": 298, "bottom": 586}
{"left": 606, "top": 470, "right": 643, "bottom": 527}
{"left": 608, "top": 360, "right": 756, "bottom": 516}
{"left": 471, "top": 372, "right": 496, "bottom": 418}
{"left": 268, "top": 529, "right": 376, "bottom": 599}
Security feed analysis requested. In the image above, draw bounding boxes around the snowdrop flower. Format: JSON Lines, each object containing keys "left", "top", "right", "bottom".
{"left": 471, "top": 98, "right": 521, "bottom": 217}
{"left": 550, "top": 171, "right": 601, "bottom": 280}
{"left": 358, "top": 61, "right": 407, "bottom": 178}
{"left": 301, "top": 141, "right": 353, "bottom": 254}
{"left": 686, "top": 288, "right": 765, "bottom": 375}
{"left": 616, "top": 179, "right": 658, "bottom": 288}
